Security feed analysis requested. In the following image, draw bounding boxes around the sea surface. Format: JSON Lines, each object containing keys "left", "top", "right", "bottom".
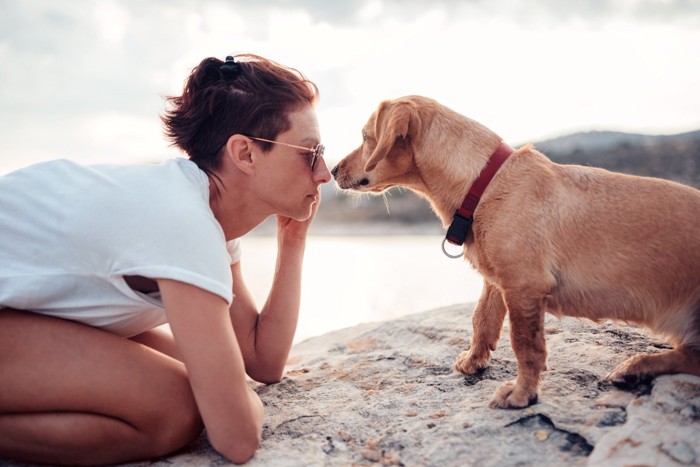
{"left": 239, "top": 236, "right": 484, "bottom": 343}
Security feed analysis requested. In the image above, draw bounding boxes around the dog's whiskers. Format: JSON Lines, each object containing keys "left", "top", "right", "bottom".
{"left": 382, "top": 192, "right": 391, "bottom": 214}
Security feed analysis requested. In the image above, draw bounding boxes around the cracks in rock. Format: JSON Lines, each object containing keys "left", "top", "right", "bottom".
{"left": 265, "top": 414, "right": 326, "bottom": 438}
{"left": 596, "top": 409, "right": 628, "bottom": 427}
{"left": 462, "top": 364, "right": 515, "bottom": 387}
{"left": 462, "top": 368, "right": 493, "bottom": 387}
{"left": 505, "top": 413, "right": 594, "bottom": 457}
{"left": 322, "top": 436, "right": 335, "bottom": 454}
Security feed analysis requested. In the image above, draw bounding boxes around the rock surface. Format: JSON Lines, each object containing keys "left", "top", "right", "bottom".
{"left": 3, "top": 304, "right": 699, "bottom": 466}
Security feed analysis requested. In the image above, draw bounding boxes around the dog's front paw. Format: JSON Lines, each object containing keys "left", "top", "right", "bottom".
{"left": 489, "top": 380, "right": 538, "bottom": 409}
{"left": 454, "top": 348, "right": 491, "bottom": 375}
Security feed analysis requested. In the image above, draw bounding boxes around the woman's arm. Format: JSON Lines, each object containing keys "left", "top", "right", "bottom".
{"left": 158, "top": 279, "right": 264, "bottom": 464}
{"left": 228, "top": 235, "right": 304, "bottom": 383}
{"left": 230, "top": 205, "right": 318, "bottom": 384}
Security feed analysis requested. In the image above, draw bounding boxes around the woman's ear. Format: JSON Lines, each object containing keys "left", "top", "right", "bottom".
{"left": 225, "top": 135, "right": 255, "bottom": 174}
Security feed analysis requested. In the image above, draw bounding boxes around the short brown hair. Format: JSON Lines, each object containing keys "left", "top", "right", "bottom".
{"left": 162, "top": 54, "right": 319, "bottom": 173}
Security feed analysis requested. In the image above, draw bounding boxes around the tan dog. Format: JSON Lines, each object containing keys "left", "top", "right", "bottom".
{"left": 331, "top": 95, "right": 700, "bottom": 409}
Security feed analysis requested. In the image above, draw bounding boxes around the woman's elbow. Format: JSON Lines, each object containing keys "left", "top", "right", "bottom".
{"left": 248, "top": 365, "right": 285, "bottom": 385}
{"left": 211, "top": 430, "right": 262, "bottom": 464}
{"left": 256, "top": 372, "right": 283, "bottom": 385}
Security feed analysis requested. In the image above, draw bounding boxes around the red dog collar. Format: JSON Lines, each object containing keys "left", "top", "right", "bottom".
{"left": 443, "top": 142, "right": 513, "bottom": 253}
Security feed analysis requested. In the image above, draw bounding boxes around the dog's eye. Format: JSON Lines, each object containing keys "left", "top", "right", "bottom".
{"left": 362, "top": 132, "right": 368, "bottom": 141}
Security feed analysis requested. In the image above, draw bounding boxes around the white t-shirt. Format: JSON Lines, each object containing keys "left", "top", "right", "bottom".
{"left": 0, "top": 158, "right": 241, "bottom": 337}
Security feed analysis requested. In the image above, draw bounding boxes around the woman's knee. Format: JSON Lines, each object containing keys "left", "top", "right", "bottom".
{"left": 151, "top": 404, "right": 203, "bottom": 456}
{"left": 141, "top": 372, "right": 203, "bottom": 456}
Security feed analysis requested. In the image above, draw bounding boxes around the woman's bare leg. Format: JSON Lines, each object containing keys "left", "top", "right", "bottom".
{"left": 131, "top": 324, "right": 183, "bottom": 361}
{"left": 0, "top": 309, "right": 203, "bottom": 465}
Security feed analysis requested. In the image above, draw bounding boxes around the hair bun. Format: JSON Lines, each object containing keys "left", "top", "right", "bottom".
{"left": 220, "top": 55, "right": 240, "bottom": 79}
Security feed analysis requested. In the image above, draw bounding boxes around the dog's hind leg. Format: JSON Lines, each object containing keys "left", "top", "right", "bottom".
{"left": 454, "top": 281, "right": 507, "bottom": 375}
{"left": 604, "top": 346, "right": 700, "bottom": 388}
{"left": 607, "top": 304, "right": 700, "bottom": 387}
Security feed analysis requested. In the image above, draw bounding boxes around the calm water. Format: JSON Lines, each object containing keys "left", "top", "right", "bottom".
{"left": 239, "top": 236, "right": 484, "bottom": 343}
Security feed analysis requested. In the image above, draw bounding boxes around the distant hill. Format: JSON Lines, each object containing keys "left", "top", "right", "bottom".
{"left": 533, "top": 129, "right": 700, "bottom": 188}
{"left": 530, "top": 129, "right": 700, "bottom": 156}
{"left": 298, "top": 129, "right": 700, "bottom": 235}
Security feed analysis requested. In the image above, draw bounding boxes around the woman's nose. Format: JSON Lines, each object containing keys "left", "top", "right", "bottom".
{"left": 314, "top": 157, "right": 332, "bottom": 184}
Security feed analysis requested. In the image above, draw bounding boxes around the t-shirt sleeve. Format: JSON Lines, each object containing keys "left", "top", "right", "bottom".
{"left": 31, "top": 159, "right": 236, "bottom": 306}
{"left": 226, "top": 239, "right": 242, "bottom": 264}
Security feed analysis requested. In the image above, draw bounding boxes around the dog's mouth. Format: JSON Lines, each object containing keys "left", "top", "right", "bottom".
{"left": 345, "top": 178, "right": 370, "bottom": 190}
{"left": 334, "top": 173, "right": 370, "bottom": 191}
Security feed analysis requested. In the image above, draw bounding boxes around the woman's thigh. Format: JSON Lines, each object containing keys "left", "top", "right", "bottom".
{"left": 130, "top": 324, "right": 183, "bottom": 361}
{"left": 0, "top": 309, "right": 202, "bottom": 462}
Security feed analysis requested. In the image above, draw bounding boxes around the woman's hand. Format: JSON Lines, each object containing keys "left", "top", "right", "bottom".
{"left": 276, "top": 193, "right": 321, "bottom": 242}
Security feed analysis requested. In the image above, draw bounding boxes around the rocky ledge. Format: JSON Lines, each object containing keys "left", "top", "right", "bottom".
{"left": 5, "top": 304, "right": 700, "bottom": 466}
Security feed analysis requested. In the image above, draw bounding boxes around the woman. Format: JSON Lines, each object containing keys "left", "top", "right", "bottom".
{"left": 0, "top": 54, "right": 330, "bottom": 465}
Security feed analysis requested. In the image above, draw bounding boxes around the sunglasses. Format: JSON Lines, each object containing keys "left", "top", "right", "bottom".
{"left": 247, "top": 136, "right": 325, "bottom": 171}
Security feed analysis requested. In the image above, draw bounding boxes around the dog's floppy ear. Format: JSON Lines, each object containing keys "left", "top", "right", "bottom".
{"left": 364, "top": 101, "right": 413, "bottom": 172}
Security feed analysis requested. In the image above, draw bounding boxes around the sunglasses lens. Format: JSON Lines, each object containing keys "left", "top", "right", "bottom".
{"left": 311, "top": 144, "right": 325, "bottom": 170}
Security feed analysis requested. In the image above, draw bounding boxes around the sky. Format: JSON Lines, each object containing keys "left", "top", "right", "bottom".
{"left": 1, "top": 0, "right": 699, "bottom": 173}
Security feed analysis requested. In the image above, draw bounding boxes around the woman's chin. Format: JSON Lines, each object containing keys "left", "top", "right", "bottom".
{"left": 292, "top": 210, "right": 313, "bottom": 222}
{"left": 280, "top": 205, "right": 313, "bottom": 222}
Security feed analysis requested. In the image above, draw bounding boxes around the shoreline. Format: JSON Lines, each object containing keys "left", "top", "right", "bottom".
{"left": 249, "top": 219, "right": 446, "bottom": 237}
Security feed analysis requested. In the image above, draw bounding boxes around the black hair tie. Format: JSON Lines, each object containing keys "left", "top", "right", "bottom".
{"left": 220, "top": 55, "right": 240, "bottom": 79}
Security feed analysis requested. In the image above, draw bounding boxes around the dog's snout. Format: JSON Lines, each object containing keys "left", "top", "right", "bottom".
{"left": 359, "top": 178, "right": 369, "bottom": 186}
{"left": 331, "top": 165, "right": 339, "bottom": 179}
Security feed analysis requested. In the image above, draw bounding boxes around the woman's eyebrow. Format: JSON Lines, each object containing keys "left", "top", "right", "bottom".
{"left": 300, "top": 136, "right": 320, "bottom": 146}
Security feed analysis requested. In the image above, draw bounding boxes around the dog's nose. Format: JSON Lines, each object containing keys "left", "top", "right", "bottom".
{"left": 330, "top": 165, "right": 339, "bottom": 179}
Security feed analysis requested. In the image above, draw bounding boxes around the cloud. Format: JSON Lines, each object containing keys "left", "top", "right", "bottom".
{"left": 94, "top": 0, "right": 130, "bottom": 45}
{"left": 0, "top": 0, "right": 698, "bottom": 172}
{"left": 257, "top": 0, "right": 700, "bottom": 26}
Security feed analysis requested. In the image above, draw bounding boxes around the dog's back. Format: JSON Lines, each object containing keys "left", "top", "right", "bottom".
{"left": 481, "top": 145, "right": 700, "bottom": 347}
